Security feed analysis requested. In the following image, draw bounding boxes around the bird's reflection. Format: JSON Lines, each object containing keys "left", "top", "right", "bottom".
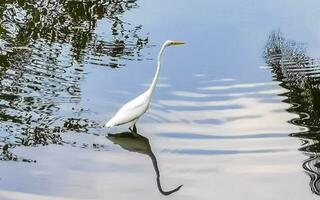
{"left": 106, "top": 131, "right": 182, "bottom": 196}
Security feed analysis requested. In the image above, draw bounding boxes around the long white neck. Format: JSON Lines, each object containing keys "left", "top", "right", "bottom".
{"left": 148, "top": 42, "right": 167, "bottom": 95}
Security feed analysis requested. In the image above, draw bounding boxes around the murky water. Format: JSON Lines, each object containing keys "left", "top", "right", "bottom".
{"left": 0, "top": 0, "right": 320, "bottom": 199}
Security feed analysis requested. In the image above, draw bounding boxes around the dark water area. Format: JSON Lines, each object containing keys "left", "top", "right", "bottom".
{"left": 0, "top": 0, "right": 149, "bottom": 153}
{"left": 264, "top": 30, "right": 320, "bottom": 195}
{"left": 0, "top": 0, "right": 320, "bottom": 199}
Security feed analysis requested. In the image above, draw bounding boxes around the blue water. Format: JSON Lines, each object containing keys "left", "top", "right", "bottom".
{"left": 0, "top": 0, "right": 320, "bottom": 199}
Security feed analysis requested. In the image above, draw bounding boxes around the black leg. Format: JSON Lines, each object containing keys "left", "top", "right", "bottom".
{"left": 128, "top": 124, "right": 139, "bottom": 137}
{"left": 133, "top": 124, "right": 137, "bottom": 133}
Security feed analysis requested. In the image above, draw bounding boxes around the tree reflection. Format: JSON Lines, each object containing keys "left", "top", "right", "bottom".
{"left": 0, "top": 0, "right": 148, "bottom": 156}
{"left": 303, "top": 155, "right": 320, "bottom": 194}
{"left": 264, "top": 30, "right": 320, "bottom": 195}
{"left": 0, "top": 144, "right": 35, "bottom": 162}
{"left": 107, "top": 131, "right": 183, "bottom": 196}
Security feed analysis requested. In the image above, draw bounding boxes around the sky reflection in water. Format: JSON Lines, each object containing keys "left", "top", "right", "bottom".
{"left": 0, "top": 0, "right": 320, "bottom": 200}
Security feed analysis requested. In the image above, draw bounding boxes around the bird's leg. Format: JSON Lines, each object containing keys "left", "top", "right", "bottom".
{"left": 129, "top": 125, "right": 134, "bottom": 132}
{"left": 129, "top": 122, "right": 139, "bottom": 137}
{"left": 129, "top": 119, "right": 138, "bottom": 132}
{"left": 133, "top": 124, "right": 137, "bottom": 133}
{"left": 129, "top": 123, "right": 137, "bottom": 133}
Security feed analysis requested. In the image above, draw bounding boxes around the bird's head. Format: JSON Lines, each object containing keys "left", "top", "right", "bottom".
{"left": 165, "top": 40, "right": 185, "bottom": 47}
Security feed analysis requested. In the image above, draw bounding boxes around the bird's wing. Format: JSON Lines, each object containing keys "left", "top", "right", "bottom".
{"left": 110, "top": 92, "right": 151, "bottom": 126}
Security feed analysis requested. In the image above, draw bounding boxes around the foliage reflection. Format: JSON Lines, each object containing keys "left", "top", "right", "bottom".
{"left": 0, "top": 0, "right": 148, "bottom": 159}
{"left": 264, "top": 30, "right": 320, "bottom": 195}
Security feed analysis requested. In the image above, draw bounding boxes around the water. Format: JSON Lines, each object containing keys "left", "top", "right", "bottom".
{"left": 0, "top": 0, "right": 320, "bottom": 199}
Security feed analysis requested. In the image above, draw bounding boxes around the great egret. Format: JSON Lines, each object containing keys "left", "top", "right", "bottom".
{"left": 105, "top": 40, "right": 185, "bottom": 131}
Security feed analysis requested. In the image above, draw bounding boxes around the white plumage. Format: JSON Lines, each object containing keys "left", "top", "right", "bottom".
{"left": 105, "top": 40, "right": 185, "bottom": 130}
{"left": 105, "top": 90, "right": 151, "bottom": 128}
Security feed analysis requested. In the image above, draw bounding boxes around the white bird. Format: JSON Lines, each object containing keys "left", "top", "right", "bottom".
{"left": 105, "top": 40, "right": 185, "bottom": 132}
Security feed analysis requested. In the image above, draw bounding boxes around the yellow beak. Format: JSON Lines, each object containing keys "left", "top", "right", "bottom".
{"left": 172, "top": 41, "right": 185, "bottom": 45}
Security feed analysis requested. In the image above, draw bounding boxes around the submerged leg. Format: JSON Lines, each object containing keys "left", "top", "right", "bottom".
{"left": 129, "top": 120, "right": 139, "bottom": 137}
{"left": 132, "top": 124, "right": 137, "bottom": 133}
{"left": 129, "top": 119, "right": 138, "bottom": 131}
{"left": 130, "top": 124, "right": 139, "bottom": 137}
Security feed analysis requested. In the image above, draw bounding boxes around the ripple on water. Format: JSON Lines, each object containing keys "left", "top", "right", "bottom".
{"left": 0, "top": 1, "right": 318, "bottom": 199}
{"left": 139, "top": 73, "right": 300, "bottom": 165}
{"left": 0, "top": 0, "right": 150, "bottom": 156}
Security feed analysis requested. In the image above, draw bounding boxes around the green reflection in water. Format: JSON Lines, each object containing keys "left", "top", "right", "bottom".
{"left": 0, "top": 0, "right": 149, "bottom": 160}
{"left": 264, "top": 30, "right": 320, "bottom": 195}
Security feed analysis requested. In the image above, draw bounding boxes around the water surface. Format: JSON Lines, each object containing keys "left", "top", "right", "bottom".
{"left": 0, "top": 0, "right": 320, "bottom": 199}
